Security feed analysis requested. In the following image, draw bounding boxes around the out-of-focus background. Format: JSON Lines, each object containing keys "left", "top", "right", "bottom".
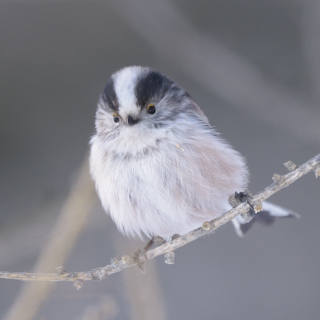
{"left": 0, "top": 0, "right": 319, "bottom": 319}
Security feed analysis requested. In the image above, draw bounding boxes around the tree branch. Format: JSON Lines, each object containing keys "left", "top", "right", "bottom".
{"left": 1, "top": 153, "right": 319, "bottom": 288}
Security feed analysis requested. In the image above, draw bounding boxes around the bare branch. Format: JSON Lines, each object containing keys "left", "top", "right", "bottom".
{"left": 0, "top": 153, "right": 319, "bottom": 285}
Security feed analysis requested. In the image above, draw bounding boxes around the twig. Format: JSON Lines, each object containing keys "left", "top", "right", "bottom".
{"left": 0, "top": 153, "right": 319, "bottom": 286}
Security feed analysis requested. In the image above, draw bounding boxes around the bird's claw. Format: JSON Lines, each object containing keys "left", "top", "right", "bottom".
{"left": 132, "top": 248, "right": 147, "bottom": 273}
{"left": 234, "top": 191, "right": 255, "bottom": 222}
{"left": 153, "top": 236, "right": 166, "bottom": 246}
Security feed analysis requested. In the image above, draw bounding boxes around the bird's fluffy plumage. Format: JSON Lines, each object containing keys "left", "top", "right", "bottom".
{"left": 90, "top": 66, "right": 293, "bottom": 240}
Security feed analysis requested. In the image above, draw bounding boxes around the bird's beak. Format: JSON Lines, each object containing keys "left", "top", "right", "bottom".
{"left": 127, "top": 115, "right": 140, "bottom": 126}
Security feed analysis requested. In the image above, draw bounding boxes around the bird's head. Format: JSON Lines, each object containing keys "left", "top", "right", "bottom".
{"left": 94, "top": 66, "right": 209, "bottom": 155}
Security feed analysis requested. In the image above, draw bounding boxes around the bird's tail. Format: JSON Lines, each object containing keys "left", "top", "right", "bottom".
{"left": 231, "top": 201, "right": 300, "bottom": 237}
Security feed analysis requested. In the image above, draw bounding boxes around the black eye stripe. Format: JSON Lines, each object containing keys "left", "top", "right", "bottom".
{"left": 101, "top": 79, "right": 119, "bottom": 112}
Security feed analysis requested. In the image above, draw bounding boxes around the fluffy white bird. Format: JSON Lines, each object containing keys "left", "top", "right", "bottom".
{"left": 90, "top": 66, "right": 298, "bottom": 241}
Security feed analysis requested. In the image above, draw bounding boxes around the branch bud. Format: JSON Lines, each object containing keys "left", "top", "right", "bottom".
{"left": 164, "top": 251, "right": 175, "bottom": 264}
{"left": 272, "top": 173, "right": 285, "bottom": 184}
{"left": 284, "top": 161, "right": 297, "bottom": 172}
{"left": 121, "top": 255, "right": 131, "bottom": 265}
{"left": 253, "top": 200, "right": 263, "bottom": 213}
{"left": 74, "top": 280, "right": 84, "bottom": 290}
{"left": 202, "top": 221, "right": 211, "bottom": 231}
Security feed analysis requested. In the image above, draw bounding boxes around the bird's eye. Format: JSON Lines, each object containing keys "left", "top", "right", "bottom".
{"left": 113, "top": 113, "right": 120, "bottom": 123}
{"left": 147, "top": 104, "right": 156, "bottom": 114}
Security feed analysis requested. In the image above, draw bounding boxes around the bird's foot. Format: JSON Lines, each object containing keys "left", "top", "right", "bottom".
{"left": 234, "top": 191, "right": 252, "bottom": 205}
{"left": 153, "top": 236, "right": 166, "bottom": 247}
{"left": 132, "top": 236, "right": 166, "bottom": 273}
{"left": 132, "top": 248, "right": 147, "bottom": 273}
{"left": 143, "top": 236, "right": 166, "bottom": 252}
{"left": 234, "top": 191, "right": 255, "bottom": 222}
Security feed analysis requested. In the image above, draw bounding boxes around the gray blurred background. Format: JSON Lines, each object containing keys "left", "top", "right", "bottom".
{"left": 1, "top": 0, "right": 320, "bottom": 319}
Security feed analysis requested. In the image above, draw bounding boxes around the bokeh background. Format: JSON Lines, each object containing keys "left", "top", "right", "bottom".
{"left": 1, "top": 0, "right": 320, "bottom": 319}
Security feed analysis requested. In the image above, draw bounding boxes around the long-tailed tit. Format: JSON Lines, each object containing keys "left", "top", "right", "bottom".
{"left": 90, "top": 66, "right": 298, "bottom": 241}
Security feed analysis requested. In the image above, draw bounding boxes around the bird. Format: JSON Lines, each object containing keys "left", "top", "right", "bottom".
{"left": 89, "top": 66, "right": 299, "bottom": 241}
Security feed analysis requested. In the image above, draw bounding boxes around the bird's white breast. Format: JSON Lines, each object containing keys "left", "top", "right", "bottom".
{"left": 90, "top": 120, "right": 248, "bottom": 240}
